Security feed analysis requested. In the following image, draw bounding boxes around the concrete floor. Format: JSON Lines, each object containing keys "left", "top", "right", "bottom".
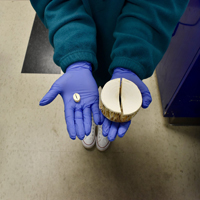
{"left": 0, "top": 1, "right": 200, "bottom": 200}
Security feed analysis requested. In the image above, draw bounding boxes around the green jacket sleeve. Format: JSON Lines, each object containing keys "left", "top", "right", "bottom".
{"left": 109, "top": 0, "right": 189, "bottom": 80}
{"left": 30, "top": 0, "right": 98, "bottom": 72}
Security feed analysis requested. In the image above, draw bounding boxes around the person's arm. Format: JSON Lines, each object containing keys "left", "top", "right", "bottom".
{"left": 103, "top": 0, "right": 189, "bottom": 142}
{"left": 30, "top": 0, "right": 98, "bottom": 72}
{"left": 30, "top": 1, "right": 102, "bottom": 140}
{"left": 109, "top": 0, "right": 189, "bottom": 80}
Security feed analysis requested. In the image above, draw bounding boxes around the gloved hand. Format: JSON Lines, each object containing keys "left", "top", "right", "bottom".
{"left": 39, "top": 61, "right": 102, "bottom": 140}
{"left": 101, "top": 67, "right": 152, "bottom": 141}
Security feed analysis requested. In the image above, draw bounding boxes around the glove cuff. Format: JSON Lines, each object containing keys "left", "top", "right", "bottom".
{"left": 67, "top": 61, "right": 92, "bottom": 72}
{"left": 113, "top": 67, "right": 135, "bottom": 74}
{"left": 112, "top": 67, "right": 141, "bottom": 80}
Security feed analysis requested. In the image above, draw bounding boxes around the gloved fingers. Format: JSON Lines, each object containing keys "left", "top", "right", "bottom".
{"left": 135, "top": 78, "right": 149, "bottom": 92}
{"left": 107, "top": 122, "right": 120, "bottom": 142}
{"left": 102, "top": 118, "right": 111, "bottom": 137}
{"left": 99, "top": 109, "right": 105, "bottom": 125}
{"left": 118, "top": 121, "right": 131, "bottom": 138}
{"left": 91, "top": 102, "right": 100, "bottom": 125}
{"left": 134, "top": 80, "right": 152, "bottom": 108}
{"left": 74, "top": 108, "right": 85, "bottom": 140}
{"left": 64, "top": 105, "right": 76, "bottom": 140}
{"left": 83, "top": 107, "right": 92, "bottom": 136}
{"left": 39, "top": 83, "right": 60, "bottom": 106}
{"left": 142, "top": 91, "right": 152, "bottom": 109}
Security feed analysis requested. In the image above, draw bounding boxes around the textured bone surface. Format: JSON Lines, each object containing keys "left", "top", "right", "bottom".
{"left": 99, "top": 78, "right": 142, "bottom": 122}
{"left": 101, "top": 78, "right": 121, "bottom": 114}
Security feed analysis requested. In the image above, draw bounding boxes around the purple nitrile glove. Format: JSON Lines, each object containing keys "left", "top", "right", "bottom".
{"left": 101, "top": 67, "right": 152, "bottom": 142}
{"left": 39, "top": 61, "right": 102, "bottom": 140}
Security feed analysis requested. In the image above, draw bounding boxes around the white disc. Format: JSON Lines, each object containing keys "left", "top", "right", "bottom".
{"left": 73, "top": 93, "right": 80, "bottom": 102}
{"left": 101, "top": 78, "right": 121, "bottom": 114}
{"left": 121, "top": 78, "right": 142, "bottom": 115}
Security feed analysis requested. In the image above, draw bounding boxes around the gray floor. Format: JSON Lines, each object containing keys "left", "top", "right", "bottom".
{"left": 0, "top": 1, "right": 200, "bottom": 200}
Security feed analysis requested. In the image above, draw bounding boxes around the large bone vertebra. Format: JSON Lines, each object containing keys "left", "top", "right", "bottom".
{"left": 99, "top": 78, "right": 142, "bottom": 122}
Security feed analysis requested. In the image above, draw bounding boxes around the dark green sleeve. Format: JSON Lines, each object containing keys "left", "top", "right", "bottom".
{"left": 109, "top": 0, "right": 189, "bottom": 80}
{"left": 30, "top": 0, "right": 98, "bottom": 72}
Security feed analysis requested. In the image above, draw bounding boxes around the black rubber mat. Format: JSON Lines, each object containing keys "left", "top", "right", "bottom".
{"left": 22, "top": 14, "right": 61, "bottom": 74}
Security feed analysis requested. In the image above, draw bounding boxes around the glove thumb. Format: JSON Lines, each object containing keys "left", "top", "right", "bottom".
{"left": 141, "top": 91, "right": 152, "bottom": 109}
{"left": 39, "top": 83, "right": 60, "bottom": 106}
